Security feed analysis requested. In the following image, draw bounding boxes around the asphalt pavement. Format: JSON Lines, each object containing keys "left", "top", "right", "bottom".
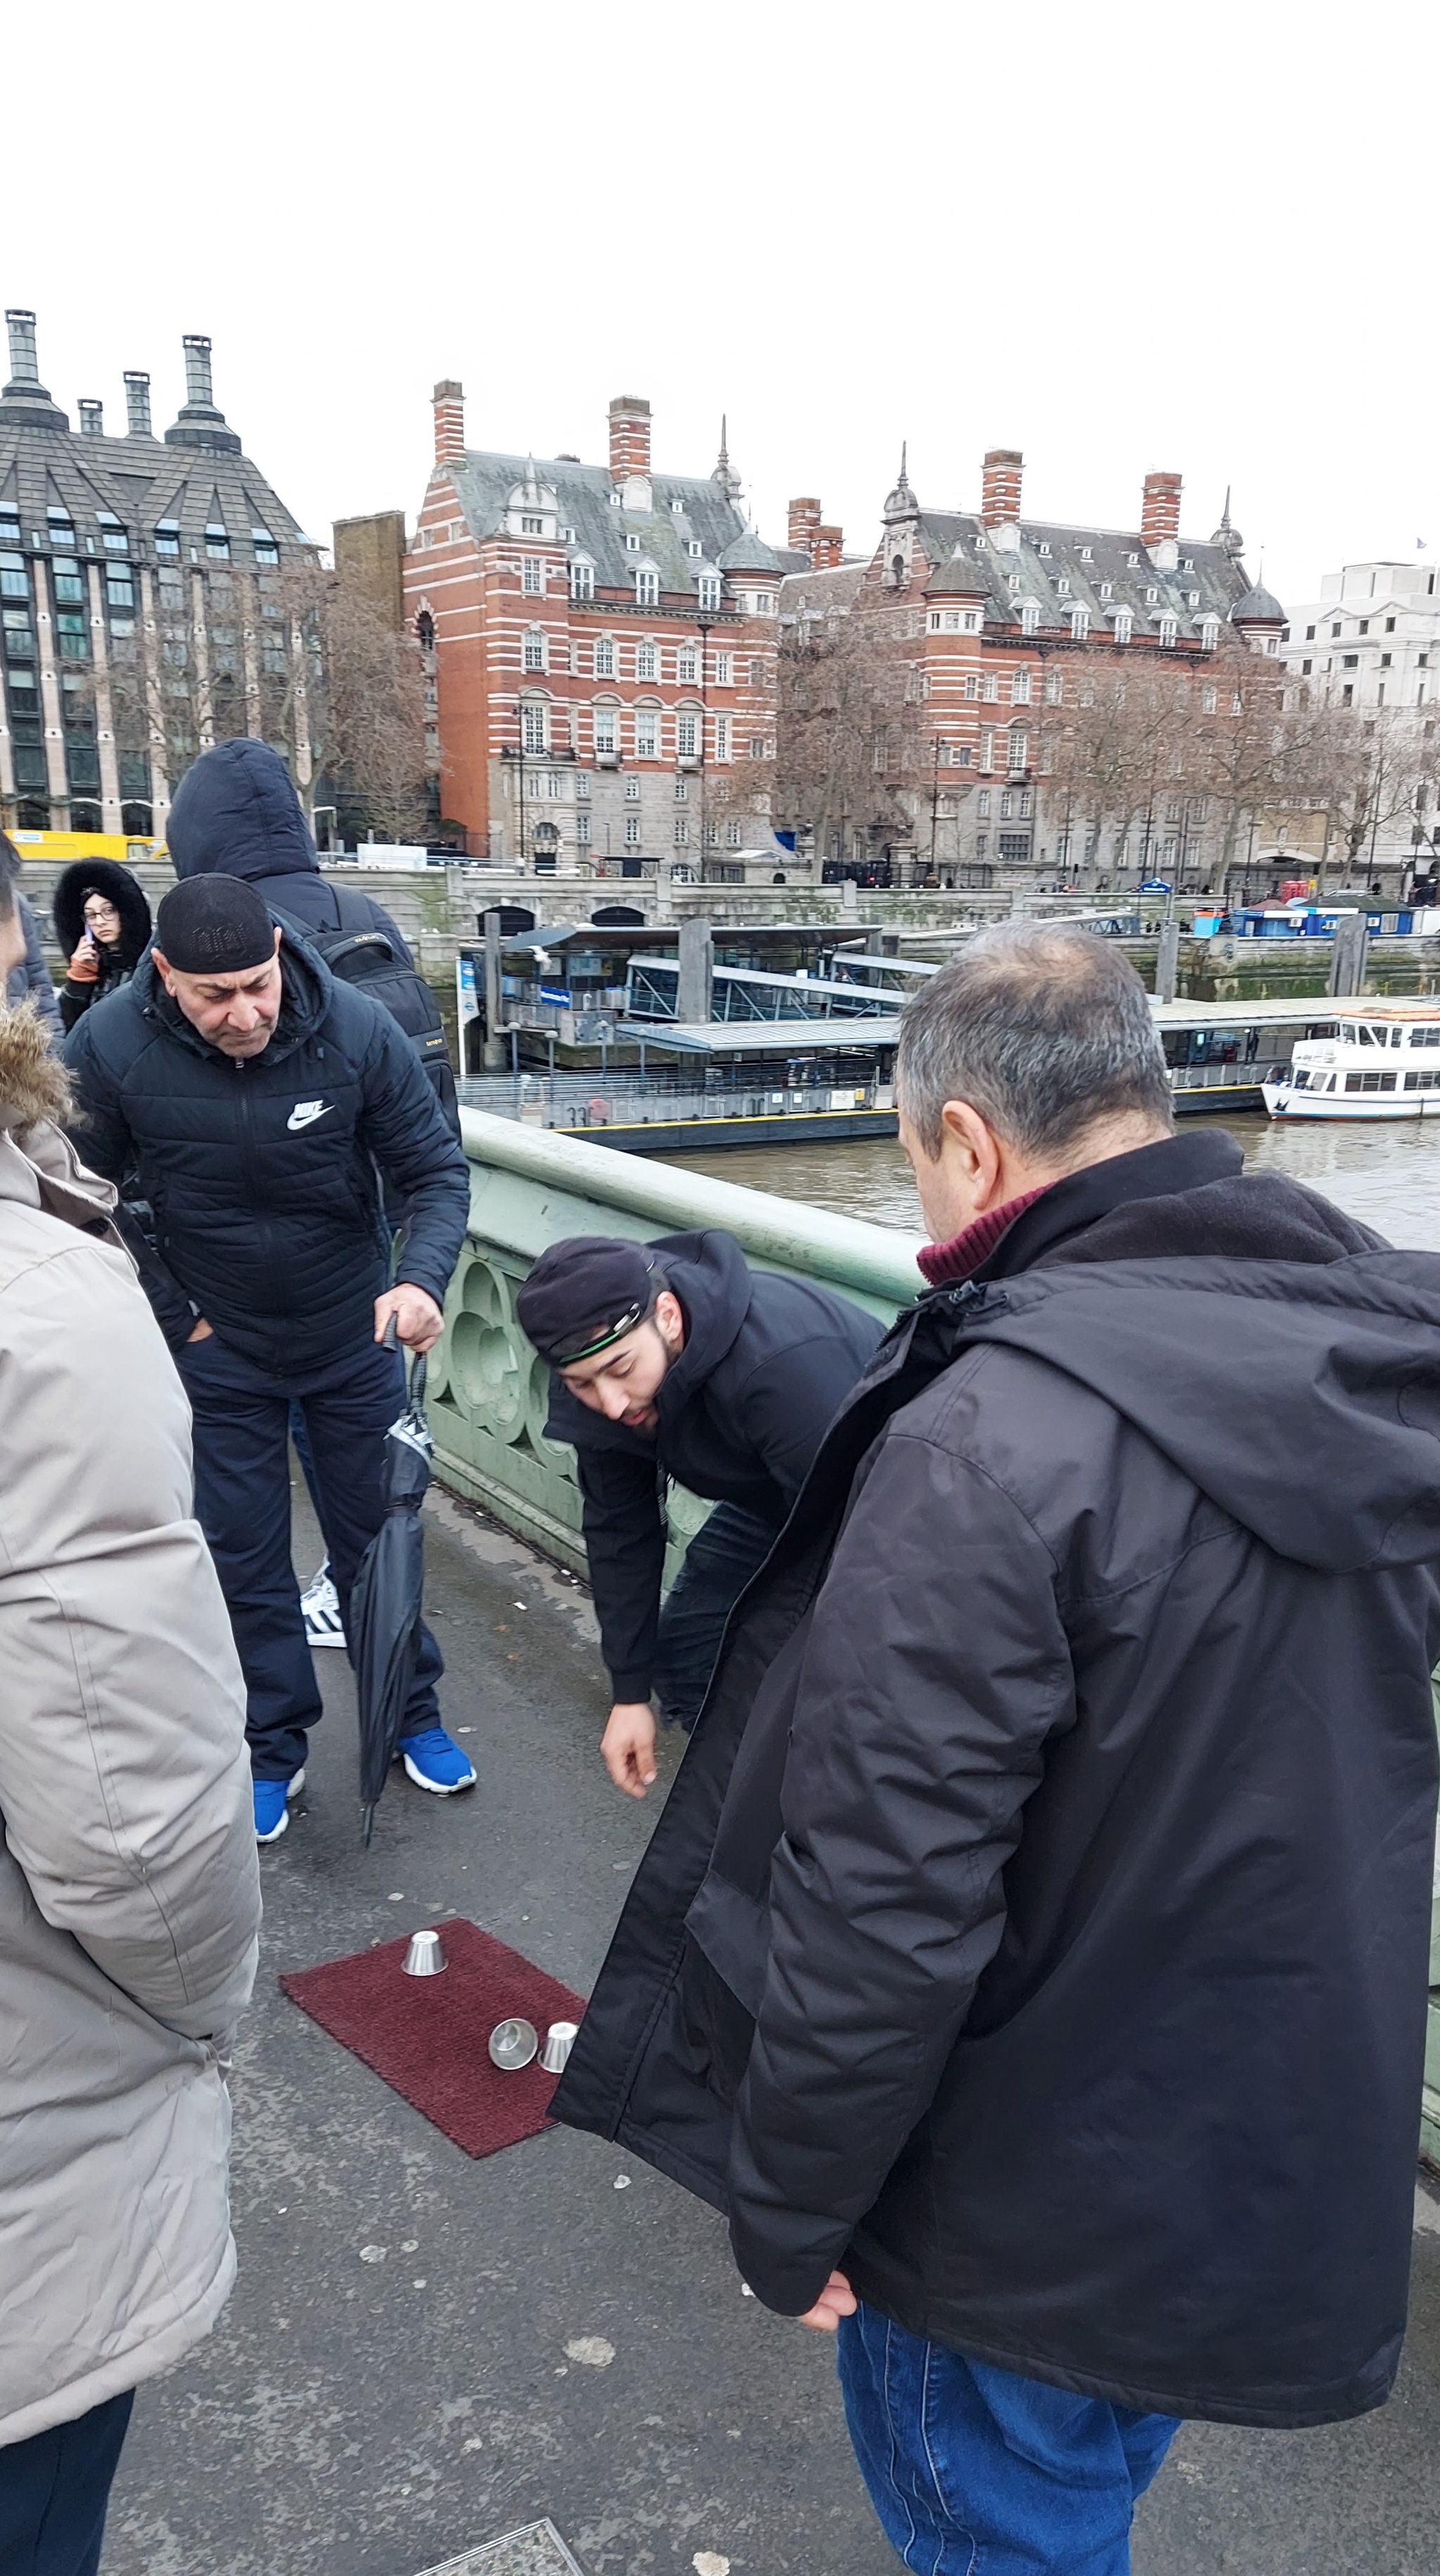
{"left": 103, "top": 1483, "right": 1440, "bottom": 2576}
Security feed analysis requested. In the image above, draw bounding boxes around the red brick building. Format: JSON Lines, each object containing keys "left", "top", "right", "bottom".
{"left": 780, "top": 449, "right": 1284, "bottom": 889}
{"left": 404, "top": 389, "right": 785, "bottom": 881}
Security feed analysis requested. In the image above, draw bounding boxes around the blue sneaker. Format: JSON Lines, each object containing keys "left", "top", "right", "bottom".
{"left": 254, "top": 1766, "right": 306, "bottom": 1844}
{"left": 396, "top": 1728, "right": 476, "bottom": 1795}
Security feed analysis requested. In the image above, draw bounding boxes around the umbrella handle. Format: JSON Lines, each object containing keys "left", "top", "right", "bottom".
{"left": 382, "top": 1313, "right": 400, "bottom": 1353}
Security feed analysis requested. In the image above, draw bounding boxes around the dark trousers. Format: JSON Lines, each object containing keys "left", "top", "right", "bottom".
{"left": 838, "top": 2305, "right": 1178, "bottom": 2575}
{"left": 0, "top": 2390, "right": 134, "bottom": 2576}
{"left": 651, "top": 1502, "right": 777, "bottom": 1729}
{"left": 177, "top": 1331, "right": 444, "bottom": 1779}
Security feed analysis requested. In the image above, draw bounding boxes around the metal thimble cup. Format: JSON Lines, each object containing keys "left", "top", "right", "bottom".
{"left": 488, "top": 2016, "right": 539, "bottom": 2071}
{"left": 539, "top": 2020, "right": 579, "bottom": 2074}
{"left": 402, "top": 1928, "right": 446, "bottom": 1978}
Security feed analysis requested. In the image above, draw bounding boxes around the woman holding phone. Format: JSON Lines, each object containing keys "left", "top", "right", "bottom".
{"left": 54, "top": 859, "right": 152, "bottom": 1033}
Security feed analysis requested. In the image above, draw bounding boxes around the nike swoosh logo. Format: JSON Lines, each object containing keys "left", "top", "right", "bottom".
{"left": 286, "top": 1101, "right": 334, "bottom": 1131}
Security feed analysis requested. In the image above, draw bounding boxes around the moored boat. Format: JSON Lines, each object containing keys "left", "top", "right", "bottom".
{"left": 1262, "top": 1006, "right": 1440, "bottom": 1119}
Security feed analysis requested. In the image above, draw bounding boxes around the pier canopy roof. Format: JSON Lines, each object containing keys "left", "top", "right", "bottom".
{"left": 630, "top": 1017, "right": 904, "bottom": 1056}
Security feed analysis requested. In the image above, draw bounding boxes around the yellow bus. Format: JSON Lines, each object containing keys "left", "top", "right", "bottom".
{"left": 6, "top": 830, "right": 165, "bottom": 865}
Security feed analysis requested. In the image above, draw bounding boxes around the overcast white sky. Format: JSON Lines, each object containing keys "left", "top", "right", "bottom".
{"left": 11, "top": 1, "right": 1434, "bottom": 614}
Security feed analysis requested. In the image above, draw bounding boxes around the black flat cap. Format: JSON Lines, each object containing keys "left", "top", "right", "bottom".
{"left": 517, "top": 1237, "right": 662, "bottom": 1367}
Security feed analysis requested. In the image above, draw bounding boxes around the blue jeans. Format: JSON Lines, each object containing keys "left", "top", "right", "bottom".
{"left": 837, "top": 2305, "right": 1178, "bottom": 2576}
{"left": 176, "top": 1332, "right": 444, "bottom": 1779}
{"left": 650, "top": 1502, "right": 777, "bottom": 1729}
{"left": 0, "top": 2390, "right": 134, "bottom": 2576}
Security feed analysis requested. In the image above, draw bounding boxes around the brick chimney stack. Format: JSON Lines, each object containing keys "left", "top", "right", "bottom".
{"left": 981, "top": 449, "right": 1024, "bottom": 529}
{"left": 814, "top": 524, "right": 844, "bottom": 569}
{"left": 432, "top": 380, "right": 465, "bottom": 468}
{"left": 1140, "top": 471, "right": 1183, "bottom": 554}
{"left": 608, "top": 394, "right": 651, "bottom": 483}
{"left": 788, "top": 496, "right": 822, "bottom": 560}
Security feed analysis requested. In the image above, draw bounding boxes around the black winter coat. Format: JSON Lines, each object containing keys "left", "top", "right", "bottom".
{"left": 555, "top": 1133, "right": 1440, "bottom": 2428}
{"left": 63, "top": 931, "right": 469, "bottom": 1374}
{"left": 544, "top": 1230, "right": 883, "bottom": 1700}
{"left": 53, "top": 858, "right": 153, "bottom": 1034}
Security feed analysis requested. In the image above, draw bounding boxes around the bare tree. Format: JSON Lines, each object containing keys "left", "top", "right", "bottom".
{"left": 773, "top": 597, "right": 930, "bottom": 867}
{"left": 320, "top": 575, "right": 429, "bottom": 844}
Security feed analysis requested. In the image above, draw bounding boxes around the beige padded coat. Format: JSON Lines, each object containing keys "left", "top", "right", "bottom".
{"left": 0, "top": 1010, "right": 261, "bottom": 2446}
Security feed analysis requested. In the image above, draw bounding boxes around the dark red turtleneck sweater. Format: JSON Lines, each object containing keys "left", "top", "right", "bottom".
{"left": 915, "top": 1185, "right": 1051, "bottom": 1289}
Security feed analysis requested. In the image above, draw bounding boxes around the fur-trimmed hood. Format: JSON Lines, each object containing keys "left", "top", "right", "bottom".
{"left": 0, "top": 1003, "right": 118, "bottom": 1236}
{"left": 52, "top": 859, "right": 153, "bottom": 970}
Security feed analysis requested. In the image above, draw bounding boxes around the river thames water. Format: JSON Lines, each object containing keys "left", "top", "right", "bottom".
{"left": 663, "top": 1116, "right": 1440, "bottom": 1250}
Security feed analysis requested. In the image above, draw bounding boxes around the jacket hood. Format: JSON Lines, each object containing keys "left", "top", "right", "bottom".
{"left": 651, "top": 1230, "right": 754, "bottom": 1405}
{"left": 167, "top": 739, "right": 318, "bottom": 884}
{"left": 0, "top": 1003, "right": 117, "bottom": 1233}
{"left": 949, "top": 1157, "right": 1440, "bottom": 1575}
{"left": 52, "top": 859, "right": 153, "bottom": 965}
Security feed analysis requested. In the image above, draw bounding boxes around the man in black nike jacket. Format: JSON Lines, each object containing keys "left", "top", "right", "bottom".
{"left": 555, "top": 924, "right": 1440, "bottom": 2575}
{"left": 65, "top": 873, "right": 472, "bottom": 1844}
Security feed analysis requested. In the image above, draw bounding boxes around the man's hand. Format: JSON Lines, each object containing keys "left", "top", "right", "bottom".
{"left": 375, "top": 1284, "right": 444, "bottom": 1353}
{"left": 186, "top": 1318, "right": 214, "bottom": 1343}
{"left": 797, "top": 2271, "right": 858, "bottom": 2333}
{"left": 601, "top": 1700, "right": 658, "bottom": 1798}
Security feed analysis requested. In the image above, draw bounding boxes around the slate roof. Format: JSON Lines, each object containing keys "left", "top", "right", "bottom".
{"left": 779, "top": 562, "right": 868, "bottom": 617}
{"left": 1230, "top": 581, "right": 1285, "bottom": 624}
{"left": 0, "top": 397, "right": 307, "bottom": 566}
{"left": 447, "top": 450, "right": 776, "bottom": 602}
{"left": 911, "top": 509, "right": 1267, "bottom": 641}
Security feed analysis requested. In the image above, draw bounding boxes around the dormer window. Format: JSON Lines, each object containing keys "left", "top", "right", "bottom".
{"left": 1056, "top": 576, "right": 1071, "bottom": 596}
{"left": 1098, "top": 580, "right": 1114, "bottom": 601}
{"left": 688, "top": 540, "right": 703, "bottom": 556}
{"left": 624, "top": 532, "right": 641, "bottom": 551}
{"left": 1145, "top": 585, "right": 1159, "bottom": 604}
{"left": 205, "top": 523, "right": 230, "bottom": 560}
{"left": 1188, "top": 590, "right": 1200, "bottom": 607}
{"left": 636, "top": 566, "right": 660, "bottom": 607}
{"left": 1079, "top": 546, "right": 1093, "bottom": 562}
{"left": 698, "top": 573, "right": 721, "bottom": 612}
{"left": 1181, "top": 557, "right": 1195, "bottom": 571}
{"left": 1200, "top": 616, "right": 1220, "bottom": 651}
{"left": 1127, "top": 552, "right": 1140, "bottom": 567}
{"left": 1037, "top": 541, "right": 1051, "bottom": 557}
{"left": 1114, "top": 609, "right": 1133, "bottom": 645}
{"left": 1159, "top": 615, "right": 1178, "bottom": 648}
{"left": 1007, "top": 571, "right": 1022, "bottom": 591}
{"left": 669, "top": 498, "right": 685, "bottom": 514}
{"left": 1020, "top": 603, "right": 1039, "bottom": 637}
{"left": 252, "top": 526, "right": 279, "bottom": 566}
{"left": 570, "top": 556, "right": 594, "bottom": 601}
{"left": 1068, "top": 605, "right": 1090, "bottom": 641}
{"left": 154, "top": 520, "right": 180, "bottom": 558}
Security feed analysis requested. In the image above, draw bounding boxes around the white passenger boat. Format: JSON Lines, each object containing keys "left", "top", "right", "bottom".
{"left": 1262, "top": 1006, "right": 1440, "bottom": 1119}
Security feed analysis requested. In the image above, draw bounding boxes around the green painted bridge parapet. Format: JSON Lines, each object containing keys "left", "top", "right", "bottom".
{"left": 425, "top": 1108, "right": 926, "bottom": 1581}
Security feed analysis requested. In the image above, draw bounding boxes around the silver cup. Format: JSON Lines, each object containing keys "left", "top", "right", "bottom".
{"left": 488, "top": 2016, "right": 539, "bottom": 2071}
{"left": 402, "top": 1928, "right": 446, "bottom": 1978}
{"left": 539, "top": 2019, "right": 579, "bottom": 2073}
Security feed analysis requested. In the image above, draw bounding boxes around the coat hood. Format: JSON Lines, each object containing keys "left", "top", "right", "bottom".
{"left": 167, "top": 739, "right": 318, "bottom": 884}
{"left": 652, "top": 1230, "right": 754, "bottom": 1405}
{"left": 950, "top": 1157, "right": 1440, "bottom": 1576}
{"left": 0, "top": 1003, "right": 118, "bottom": 1235}
{"left": 52, "top": 859, "right": 153, "bottom": 967}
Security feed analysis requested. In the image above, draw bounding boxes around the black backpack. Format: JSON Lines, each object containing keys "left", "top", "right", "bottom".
{"left": 275, "top": 884, "right": 459, "bottom": 1134}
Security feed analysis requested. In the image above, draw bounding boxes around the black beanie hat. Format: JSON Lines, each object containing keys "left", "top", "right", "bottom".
{"left": 155, "top": 874, "right": 276, "bottom": 974}
{"left": 517, "top": 1237, "right": 663, "bottom": 1366}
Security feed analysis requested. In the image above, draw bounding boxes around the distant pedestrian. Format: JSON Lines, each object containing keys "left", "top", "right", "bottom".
{"left": 0, "top": 834, "right": 61, "bottom": 1042}
{"left": 518, "top": 1231, "right": 881, "bottom": 1793}
{"left": 53, "top": 856, "right": 152, "bottom": 1031}
{"left": 558, "top": 923, "right": 1440, "bottom": 2575}
{"left": 0, "top": 849, "right": 260, "bottom": 2575}
{"left": 65, "top": 871, "right": 472, "bottom": 1844}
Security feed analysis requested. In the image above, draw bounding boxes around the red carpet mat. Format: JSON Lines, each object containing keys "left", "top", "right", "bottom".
{"left": 280, "top": 1919, "right": 586, "bottom": 2160}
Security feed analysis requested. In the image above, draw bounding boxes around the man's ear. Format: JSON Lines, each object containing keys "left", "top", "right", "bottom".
{"left": 272, "top": 926, "right": 283, "bottom": 955}
{"left": 654, "top": 1288, "right": 685, "bottom": 1347}
{"left": 151, "top": 946, "right": 174, "bottom": 994}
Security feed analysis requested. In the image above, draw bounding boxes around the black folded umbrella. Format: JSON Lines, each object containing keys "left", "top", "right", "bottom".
{"left": 354, "top": 1328, "right": 434, "bottom": 1845}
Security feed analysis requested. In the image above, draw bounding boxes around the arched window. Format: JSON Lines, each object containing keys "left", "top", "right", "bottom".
{"left": 416, "top": 610, "right": 435, "bottom": 650}
{"left": 522, "top": 627, "right": 546, "bottom": 672}
{"left": 520, "top": 699, "right": 548, "bottom": 754}
{"left": 1008, "top": 728, "right": 1028, "bottom": 774}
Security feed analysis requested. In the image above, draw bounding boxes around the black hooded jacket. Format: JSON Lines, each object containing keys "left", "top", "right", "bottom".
{"left": 555, "top": 1133, "right": 1440, "bottom": 2428}
{"left": 63, "top": 927, "right": 468, "bottom": 1374}
{"left": 544, "top": 1230, "right": 884, "bottom": 1700}
{"left": 53, "top": 858, "right": 153, "bottom": 1033}
{"left": 167, "top": 738, "right": 412, "bottom": 962}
